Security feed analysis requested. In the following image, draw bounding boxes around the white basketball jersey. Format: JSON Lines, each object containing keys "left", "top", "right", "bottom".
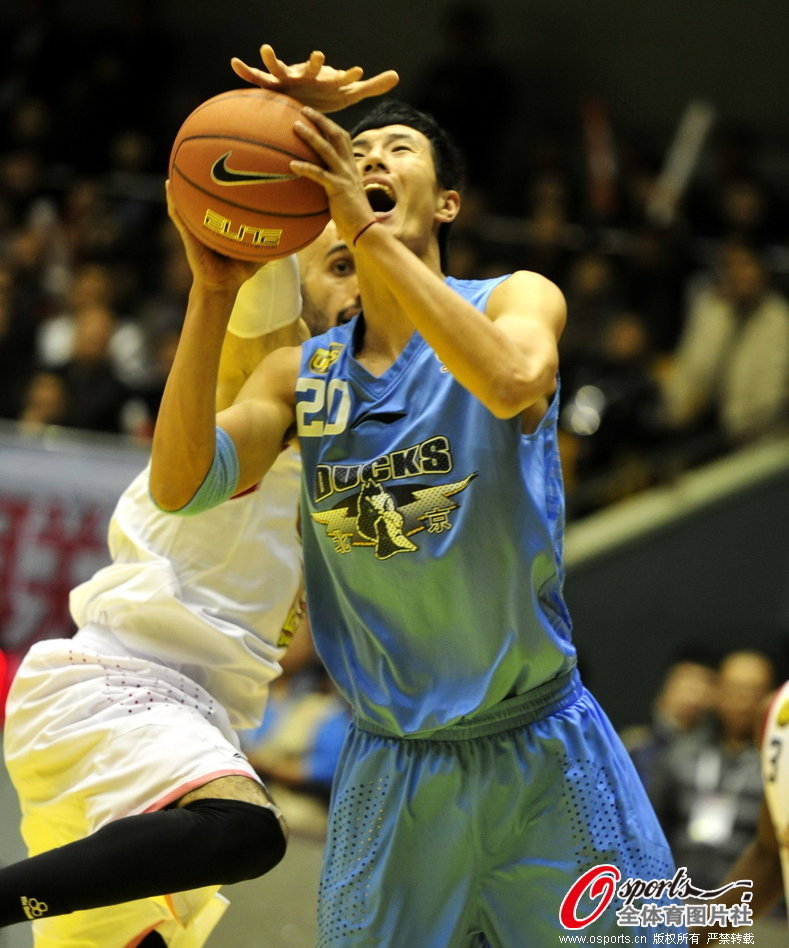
{"left": 761, "top": 679, "right": 789, "bottom": 907}
{"left": 70, "top": 448, "right": 302, "bottom": 729}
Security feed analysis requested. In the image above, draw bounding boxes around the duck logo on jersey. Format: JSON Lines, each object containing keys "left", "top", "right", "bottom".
{"left": 777, "top": 699, "right": 789, "bottom": 727}
{"left": 311, "top": 470, "right": 477, "bottom": 560}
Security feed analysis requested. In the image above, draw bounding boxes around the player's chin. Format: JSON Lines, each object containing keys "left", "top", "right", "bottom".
{"left": 337, "top": 307, "right": 361, "bottom": 326}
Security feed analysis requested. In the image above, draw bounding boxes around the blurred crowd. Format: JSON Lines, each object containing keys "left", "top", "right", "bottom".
{"left": 0, "top": 3, "right": 788, "bottom": 883}
{"left": 621, "top": 647, "right": 781, "bottom": 908}
{"left": 1, "top": 4, "right": 788, "bottom": 518}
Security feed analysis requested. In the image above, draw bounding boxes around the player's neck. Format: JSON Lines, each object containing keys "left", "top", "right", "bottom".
{"left": 352, "top": 238, "right": 444, "bottom": 372}
{"left": 352, "top": 271, "right": 415, "bottom": 375}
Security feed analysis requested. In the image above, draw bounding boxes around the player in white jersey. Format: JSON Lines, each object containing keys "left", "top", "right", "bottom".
{"left": 1, "top": 258, "right": 303, "bottom": 948}
{"left": 695, "top": 680, "right": 789, "bottom": 940}
{"left": 0, "top": 48, "right": 381, "bottom": 944}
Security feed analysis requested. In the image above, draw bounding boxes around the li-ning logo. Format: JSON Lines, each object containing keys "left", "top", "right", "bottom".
{"left": 210, "top": 151, "right": 297, "bottom": 186}
{"left": 21, "top": 896, "right": 49, "bottom": 919}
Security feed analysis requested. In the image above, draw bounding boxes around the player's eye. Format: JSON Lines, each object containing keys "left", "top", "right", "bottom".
{"left": 329, "top": 257, "right": 354, "bottom": 276}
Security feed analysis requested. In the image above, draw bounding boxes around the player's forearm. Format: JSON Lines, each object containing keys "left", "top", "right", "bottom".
{"left": 693, "top": 839, "right": 782, "bottom": 940}
{"left": 150, "top": 285, "right": 236, "bottom": 510}
{"left": 725, "top": 837, "right": 783, "bottom": 919}
{"left": 354, "top": 228, "right": 556, "bottom": 417}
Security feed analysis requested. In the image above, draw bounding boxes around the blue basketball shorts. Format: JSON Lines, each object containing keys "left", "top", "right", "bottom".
{"left": 316, "top": 669, "right": 678, "bottom": 947}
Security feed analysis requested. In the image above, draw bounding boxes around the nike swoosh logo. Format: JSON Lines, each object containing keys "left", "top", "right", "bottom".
{"left": 210, "top": 151, "right": 298, "bottom": 186}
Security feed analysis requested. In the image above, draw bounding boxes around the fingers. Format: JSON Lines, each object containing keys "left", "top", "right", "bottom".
{"left": 260, "top": 43, "right": 288, "bottom": 77}
{"left": 164, "top": 180, "right": 185, "bottom": 229}
{"left": 336, "top": 65, "right": 365, "bottom": 84}
{"left": 305, "top": 50, "right": 326, "bottom": 77}
{"left": 291, "top": 112, "right": 352, "bottom": 186}
{"left": 298, "top": 108, "right": 351, "bottom": 157}
{"left": 365, "top": 69, "right": 400, "bottom": 96}
{"left": 230, "top": 57, "right": 277, "bottom": 88}
{"left": 343, "top": 70, "right": 400, "bottom": 106}
{"left": 288, "top": 157, "right": 323, "bottom": 186}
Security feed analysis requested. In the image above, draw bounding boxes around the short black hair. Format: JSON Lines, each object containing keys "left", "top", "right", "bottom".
{"left": 350, "top": 100, "right": 466, "bottom": 270}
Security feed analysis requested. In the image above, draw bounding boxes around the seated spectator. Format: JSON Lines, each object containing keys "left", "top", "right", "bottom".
{"left": 649, "top": 649, "right": 775, "bottom": 890}
{"left": 17, "top": 369, "right": 68, "bottom": 431}
{"left": 242, "top": 667, "right": 350, "bottom": 803}
{"left": 620, "top": 649, "right": 717, "bottom": 795}
{"left": 660, "top": 242, "right": 789, "bottom": 461}
{"left": 37, "top": 260, "right": 147, "bottom": 389}
{"left": 560, "top": 309, "right": 666, "bottom": 514}
{"left": 0, "top": 262, "right": 37, "bottom": 420}
{"left": 619, "top": 223, "right": 693, "bottom": 354}
{"left": 34, "top": 303, "right": 134, "bottom": 434}
{"left": 559, "top": 250, "right": 626, "bottom": 395}
{"left": 410, "top": 1, "right": 515, "bottom": 197}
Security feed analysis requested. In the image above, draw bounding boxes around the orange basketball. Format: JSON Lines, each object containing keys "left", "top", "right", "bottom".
{"left": 168, "top": 88, "right": 330, "bottom": 261}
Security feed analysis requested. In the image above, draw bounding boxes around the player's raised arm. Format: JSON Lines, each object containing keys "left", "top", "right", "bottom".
{"left": 149, "top": 184, "right": 296, "bottom": 513}
{"left": 291, "top": 106, "right": 565, "bottom": 420}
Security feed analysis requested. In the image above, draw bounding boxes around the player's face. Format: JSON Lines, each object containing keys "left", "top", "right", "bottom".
{"left": 298, "top": 221, "right": 360, "bottom": 335}
{"left": 351, "top": 125, "right": 459, "bottom": 257}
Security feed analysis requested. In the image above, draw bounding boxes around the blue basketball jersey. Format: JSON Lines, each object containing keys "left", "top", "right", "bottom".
{"left": 297, "top": 275, "right": 576, "bottom": 736}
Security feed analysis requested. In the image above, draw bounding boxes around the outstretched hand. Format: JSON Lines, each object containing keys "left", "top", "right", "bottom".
{"left": 231, "top": 44, "right": 399, "bottom": 113}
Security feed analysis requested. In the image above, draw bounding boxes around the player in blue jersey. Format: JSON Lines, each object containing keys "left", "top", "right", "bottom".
{"left": 151, "top": 48, "right": 680, "bottom": 946}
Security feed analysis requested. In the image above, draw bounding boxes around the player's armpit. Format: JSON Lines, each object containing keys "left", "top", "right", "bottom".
{"left": 216, "top": 344, "right": 302, "bottom": 493}
{"left": 216, "top": 320, "right": 307, "bottom": 412}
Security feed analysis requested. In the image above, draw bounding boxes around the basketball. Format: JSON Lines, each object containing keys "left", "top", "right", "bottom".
{"left": 168, "top": 88, "right": 330, "bottom": 261}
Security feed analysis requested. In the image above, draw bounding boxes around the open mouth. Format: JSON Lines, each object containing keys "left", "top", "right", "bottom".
{"left": 364, "top": 183, "right": 396, "bottom": 214}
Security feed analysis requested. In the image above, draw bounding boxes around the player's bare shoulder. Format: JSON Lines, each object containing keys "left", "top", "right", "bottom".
{"left": 487, "top": 270, "right": 567, "bottom": 339}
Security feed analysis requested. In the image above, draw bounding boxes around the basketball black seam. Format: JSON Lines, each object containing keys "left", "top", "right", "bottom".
{"left": 170, "top": 165, "right": 330, "bottom": 219}
{"left": 175, "top": 133, "right": 312, "bottom": 164}
{"left": 185, "top": 89, "right": 301, "bottom": 120}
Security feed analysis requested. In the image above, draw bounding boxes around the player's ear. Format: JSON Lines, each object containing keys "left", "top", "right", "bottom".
{"left": 435, "top": 189, "right": 460, "bottom": 225}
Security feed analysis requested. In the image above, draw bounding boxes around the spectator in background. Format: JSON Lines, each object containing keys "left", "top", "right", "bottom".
{"left": 37, "top": 260, "right": 147, "bottom": 391}
{"left": 411, "top": 1, "right": 515, "bottom": 197}
{"left": 241, "top": 621, "right": 351, "bottom": 834}
{"left": 620, "top": 650, "right": 717, "bottom": 796}
{"left": 619, "top": 223, "right": 693, "bottom": 354}
{"left": 558, "top": 250, "right": 625, "bottom": 394}
{"left": 128, "top": 325, "right": 180, "bottom": 439}
{"left": 17, "top": 369, "right": 68, "bottom": 431}
{"left": 49, "top": 303, "right": 134, "bottom": 434}
{"left": 686, "top": 125, "right": 787, "bottom": 248}
{"left": 649, "top": 649, "right": 775, "bottom": 890}
{"left": 0, "top": 262, "right": 38, "bottom": 419}
{"left": 560, "top": 307, "right": 666, "bottom": 515}
{"left": 134, "top": 239, "right": 192, "bottom": 342}
{"left": 660, "top": 242, "right": 789, "bottom": 460}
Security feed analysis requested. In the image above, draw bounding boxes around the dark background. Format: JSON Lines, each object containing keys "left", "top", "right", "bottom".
{"left": 4, "top": 0, "right": 789, "bottom": 169}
